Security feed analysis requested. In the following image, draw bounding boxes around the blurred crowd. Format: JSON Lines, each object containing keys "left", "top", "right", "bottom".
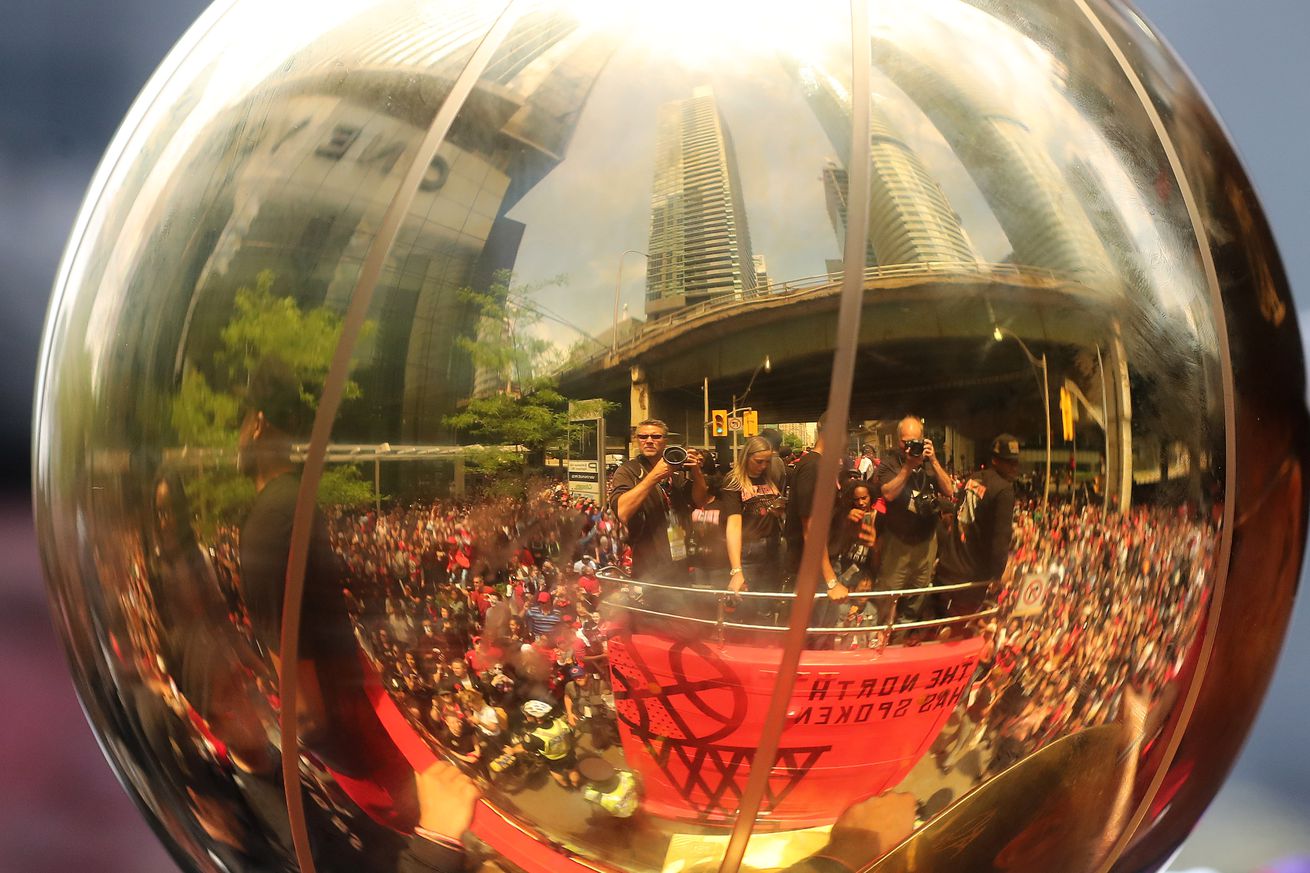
{"left": 935, "top": 499, "right": 1217, "bottom": 781}
{"left": 326, "top": 485, "right": 626, "bottom": 789}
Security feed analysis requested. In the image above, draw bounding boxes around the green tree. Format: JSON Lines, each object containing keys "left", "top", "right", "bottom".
{"left": 455, "top": 269, "right": 565, "bottom": 390}
{"left": 170, "top": 270, "right": 377, "bottom": 530}
{"left": 444, "top": 377, "right": 570, "bottom": 467}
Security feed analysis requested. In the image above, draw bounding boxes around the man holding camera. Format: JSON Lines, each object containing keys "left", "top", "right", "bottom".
{"left": 873, "top": 415, "right": 956, "bottom": 620}
{"left": 608, "top": 418, "right": 710, "bottom": 584}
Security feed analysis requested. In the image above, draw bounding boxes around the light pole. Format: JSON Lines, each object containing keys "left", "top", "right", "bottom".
{"left": 731, "top": 355, "right": 771, "bottom": 457}
{"left": 994, "top": 326, "right": 1051, "bottom": 508}
{"left": 612, "top": 249, "right": 648, "bottom": 356}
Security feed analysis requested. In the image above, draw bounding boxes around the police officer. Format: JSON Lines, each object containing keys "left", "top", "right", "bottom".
{"left": 579, "top": 757, "right": 640, "bottom": 818}
{"left": 514, "top": 700, "right": 580, "bottom": 789}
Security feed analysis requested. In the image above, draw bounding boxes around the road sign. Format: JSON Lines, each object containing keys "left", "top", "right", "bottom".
{"left": 727, "top": 416, "right": 743, "bottom": 431}
{"left": 743, "top": 410, "right": 759, "bottom": 436}
{"left": 567, "top": 459, "right": 602, "bottom": 500}
{"left": 1014, "top": 572, "right": 1050, "bottom": 617}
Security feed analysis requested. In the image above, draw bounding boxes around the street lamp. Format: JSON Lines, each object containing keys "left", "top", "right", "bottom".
{"left": 612, "top": 249, "right": 648, "bottom": 355}
{"left": 994, "top": 326, "right": 1052, "bottom": 508}
{"left": 731, "top": 355, "right": 772, "bottom": 456}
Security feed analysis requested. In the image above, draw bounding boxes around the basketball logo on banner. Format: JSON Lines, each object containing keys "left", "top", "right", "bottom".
{"left": 609, "top": 636, "right": 830, "bottom": 819}
{"left": 609, "top": 637, "right": 747, "bottom": 744}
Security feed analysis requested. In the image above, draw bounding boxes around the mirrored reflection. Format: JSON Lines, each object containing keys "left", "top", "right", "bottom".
{"left": 35, "top": 0, "right": 1282, "bottom": 872}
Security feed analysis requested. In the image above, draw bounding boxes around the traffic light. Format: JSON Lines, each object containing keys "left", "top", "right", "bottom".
{"left": 1059, "top": 386, "right": 1075, "bottom": 441}
{"left": 743, "top": 409, "right": 759, "bottom": 437}
{"left": 711, "top": 409, "right": 728, "bottom": 437}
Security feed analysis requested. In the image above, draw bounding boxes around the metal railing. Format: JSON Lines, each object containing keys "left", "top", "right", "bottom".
{"left": 596, "top": 569, "right": 997, "bottom": 652}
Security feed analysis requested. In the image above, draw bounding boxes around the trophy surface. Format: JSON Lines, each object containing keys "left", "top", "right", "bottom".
{"left": 33, "top": 1, "right": 1308, "bottom": 871}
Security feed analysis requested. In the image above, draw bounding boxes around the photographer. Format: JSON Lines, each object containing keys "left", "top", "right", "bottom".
{"left": 608, "top": 419, "right": 710, "bottom": 583}
{"left": 873, "top": 416, "right": 955, "bottom": 620}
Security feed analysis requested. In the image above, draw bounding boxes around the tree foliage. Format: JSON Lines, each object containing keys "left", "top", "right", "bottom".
{"left": 454, "top": 269, "right": 565, "bottom": 390}
{"left": 170, "top": 270, "right": 378, "bottom": 529}
{"left": 444, "top": 378, "right": 570, "bottom": 452}
{"left": 446, "top": 270, "right": 582, "bottom": 475}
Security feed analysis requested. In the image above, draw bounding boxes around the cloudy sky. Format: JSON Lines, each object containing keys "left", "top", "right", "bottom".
{"left": 1, "top": 0, "right": 1308, "bottom": 868}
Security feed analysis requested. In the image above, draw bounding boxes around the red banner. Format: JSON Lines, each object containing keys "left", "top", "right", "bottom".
{"left": 608, "top": 633, "right": 985, "bottom": 828}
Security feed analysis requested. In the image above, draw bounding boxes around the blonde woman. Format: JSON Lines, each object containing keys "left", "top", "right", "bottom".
{"left": 722, "top": 436, "right": 787, "bottom": 595}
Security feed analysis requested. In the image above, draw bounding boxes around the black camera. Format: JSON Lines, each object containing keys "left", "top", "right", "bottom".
{"left": 662, "top": 445, "right": 689, "bottom": 467}
{"left": 904, "top": 438, "right": 926, "bottom": 457}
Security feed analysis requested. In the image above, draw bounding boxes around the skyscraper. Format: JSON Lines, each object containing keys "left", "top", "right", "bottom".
{"left": 792, "top": 60, "right": 974, "bottom": 269}
{"left": 866, "top": 105, "right": 976, "bottom": 267}
{"left": 871, "top": 38, "right": 1114, "bottom": 284}
{"left": 821, "top": 160, "right": 877, "bottom": 266}
{"left": 646, "top": 87, "right": 756, "bottom": 316}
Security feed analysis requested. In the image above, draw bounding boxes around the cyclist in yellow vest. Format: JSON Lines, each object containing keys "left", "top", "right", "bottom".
{"left": 578, "top": 757, "right": 640, "bottom": 818}
{"left": 514, "top": 700, "right": 580, "bottom": 789}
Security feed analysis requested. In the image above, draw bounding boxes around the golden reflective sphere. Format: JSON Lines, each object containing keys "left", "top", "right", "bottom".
{"left": 34, "top": 1, "right": 1309, "bottom": 872}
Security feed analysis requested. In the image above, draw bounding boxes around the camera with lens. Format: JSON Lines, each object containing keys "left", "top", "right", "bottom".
{"left": 904, "top": 438, "right": 926, "bottom": 457}
{"left": 662, "top": 445, "right": 689, "bottom": 468}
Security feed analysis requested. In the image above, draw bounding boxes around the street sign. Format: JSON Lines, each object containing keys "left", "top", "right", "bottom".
{"left": 727, "top": 416, "right": 743, "bottom": 431}
{"left": 1014, "top": 572, "right": 1050, "bottom": 617}
{"left": 743, "top": 409, "right": 759, "bottom": 437}
{"left": 567, "top": 459, "right": 602, "bottom": 500}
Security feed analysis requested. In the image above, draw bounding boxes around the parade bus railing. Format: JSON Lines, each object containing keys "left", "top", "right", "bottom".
{"left": 595, "top": 568, "right": 998, "bottom": 651}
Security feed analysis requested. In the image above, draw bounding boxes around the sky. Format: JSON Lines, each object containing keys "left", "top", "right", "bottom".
{"left": 1, "top": 0, "right": 1308, "bottom": 869}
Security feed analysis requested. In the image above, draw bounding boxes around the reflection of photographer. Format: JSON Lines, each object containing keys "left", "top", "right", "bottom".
{"left": 873, "top": 416, "right": 956, "bottom": 620}
{"left": 609, "top": 419, "right": 710, "bottom": 584}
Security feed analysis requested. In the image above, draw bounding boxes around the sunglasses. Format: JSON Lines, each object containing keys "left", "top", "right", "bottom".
{"left": 636, "top": 433, "right": 666, "bottom": 441}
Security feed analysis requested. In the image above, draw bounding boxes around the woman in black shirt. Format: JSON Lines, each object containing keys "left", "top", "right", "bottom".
{"left": 722, "top": 436, "right": 787, "bottom": 596}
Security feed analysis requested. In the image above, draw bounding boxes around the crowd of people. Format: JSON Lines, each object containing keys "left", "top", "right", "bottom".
{"left": 326, "top": 485, "right": 642, "bottom": 813}
{"left": 317, "top": 416, "right": 1220, "bottom": 815}
{"left": 933, "top": 499, "right": 1217, "bottom": 780}
{"left": 109, "top": 391, "right": 1221, "bottom": 871}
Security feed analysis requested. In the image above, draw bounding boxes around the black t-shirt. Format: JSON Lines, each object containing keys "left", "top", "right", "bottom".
{"left": 936, "top": 467, "right": 1017, "bottom": 583}
{"left": 784, "top": 451, "right": 836, "bottom": 573}
{"left": 872, "top": 452, "right": 940, "bottom": 545}
{"left": 240, "top": 472, "right": 417, "bottom": 804}
{"left": 718, "top": 474, "right": 784, "bottom": 548}
{"left": 239, "top": 472, "right": 354, "bottom": 662}
{"left": 607, "top": 457, "right": 695, "bottom": 581}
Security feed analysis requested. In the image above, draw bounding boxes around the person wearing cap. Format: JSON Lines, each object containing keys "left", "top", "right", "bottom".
{"left": 512, "top": 700, "right": 581, "bottom": 789}
{"left": 935, "top": 434, "right": 1022, "bottom": 615}
{"left": 579, "top": 757, "right": 640, "bottom": 819}
{"left": 563, "top": 666, "right": 615, "bottom": 750}
{"left": 525, "top": 589, "right": 562, "bottom": 638}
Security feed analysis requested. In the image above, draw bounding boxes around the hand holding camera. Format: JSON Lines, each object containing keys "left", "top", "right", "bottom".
{"left": 661, "top": 445, "right": 703, "bottom": 475}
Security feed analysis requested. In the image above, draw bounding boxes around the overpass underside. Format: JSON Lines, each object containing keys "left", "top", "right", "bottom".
{"left": 558, "top": 272, "right": 1136, "bottom": 504}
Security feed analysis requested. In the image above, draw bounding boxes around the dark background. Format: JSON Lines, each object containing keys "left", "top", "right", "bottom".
{"left": 0, "top": 2, "right": 1306, "bottom": 871}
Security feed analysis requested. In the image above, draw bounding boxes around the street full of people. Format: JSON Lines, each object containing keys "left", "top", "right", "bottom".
{"left": 109, "top": 394, "right": 1221, "bottom": 872}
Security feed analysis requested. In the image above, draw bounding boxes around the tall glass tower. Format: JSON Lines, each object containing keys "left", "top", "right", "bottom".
{"left": 645, "top": 87, "right": 756, "bottom": 316}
